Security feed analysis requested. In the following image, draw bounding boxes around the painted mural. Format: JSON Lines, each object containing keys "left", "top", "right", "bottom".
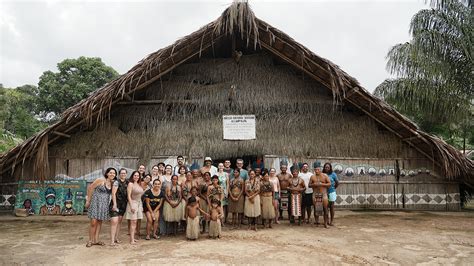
{"left": 14, "top": 180, "right": 87, "bottom": 215}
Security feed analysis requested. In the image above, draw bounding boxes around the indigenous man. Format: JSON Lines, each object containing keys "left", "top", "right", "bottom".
{"left": 309, "top": 161, "right": 331, "bottom": 228}
{"left": 288, "top": 165, "right": 305, "bottom": 225}
{"left": 298, "top": 163, "right": 313, "bottom": 224}
{"left": 277, "top": 162, "right": 292, "bottom": 220}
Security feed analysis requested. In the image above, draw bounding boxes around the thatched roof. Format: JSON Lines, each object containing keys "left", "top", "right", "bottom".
{"left": 1, "top": 1, "right": 472, "bottom": 185}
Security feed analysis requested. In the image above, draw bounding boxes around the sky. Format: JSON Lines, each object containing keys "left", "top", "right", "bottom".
{"left": 0, "top": 0, "right": 427, "bottom": 93}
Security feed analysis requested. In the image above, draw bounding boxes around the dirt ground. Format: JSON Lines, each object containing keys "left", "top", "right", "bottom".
{"left": 0, "top": 210, "right": 472, "bottom": 265}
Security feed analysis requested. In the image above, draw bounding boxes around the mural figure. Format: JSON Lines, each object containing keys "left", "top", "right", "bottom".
{"left": 345, "top": 168, "right": 354, "bottom": 177}
{"left": 39, "top": 187, "right": 61, "bottom": 215}
{"left": 379, "top": 169, "right": 387, "bottom": 176}
{"left": 61, "top": 188, "right": 76, "bottom": 216}
{"left": 357, "top": 167, "right": 365, "bottom": 175}
{"left": 22, "top": 199, "right": 35, "bottom": 215}
{"left": 333, "top": 164, "right": 343, "bottom": 174}
{"left": 368, "top": 167, "right": 377, "bottom": 176}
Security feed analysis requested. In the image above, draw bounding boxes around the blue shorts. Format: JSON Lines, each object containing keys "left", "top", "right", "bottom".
{"left": 328, "top": 192, "right": 337, "bottom": 202}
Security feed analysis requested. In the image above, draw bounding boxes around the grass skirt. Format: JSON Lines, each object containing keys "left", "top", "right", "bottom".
{"left": 163, "top": 201, "right": 184, "bottom": 222}
{"left": 186, "top": 216, "right": 200, "bottom": 239}
{"left": 244, "top": 195, "right": 261, "bottom": 218}
{"left": 261, "top": 195, "right": 276, "bottom": 219}
{"left": 228, "top": 196, "right": 244, "bottom": 213}
{"left": 209, "top": 220, "right": 221, "bottom": 238}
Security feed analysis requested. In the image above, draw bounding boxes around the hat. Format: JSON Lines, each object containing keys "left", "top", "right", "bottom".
{"left": 313, "top": 161, "right": 322, "bottom": 169}
{"left": 45, "top": 187, "right": 56, "bottom": 198}
{"left": 64, "top": 188, "right": 73, "bottom": 202}
{"left": 204, "top": 157, "right": 212, "bottom": 162}
{"left": 290, "top": 163, "right": 299, "bottom": 173}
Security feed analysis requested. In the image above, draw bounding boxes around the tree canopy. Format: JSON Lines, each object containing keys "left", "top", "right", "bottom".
{"left": 374, "top": 0, "right": 473, "bottom": 151}
{"left": 37, "top": 56, "right": 119, "bottom": 121}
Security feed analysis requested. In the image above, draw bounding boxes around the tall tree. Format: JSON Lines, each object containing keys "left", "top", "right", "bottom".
{"left": 37, "top": 56, "right": 118, "bottom": 121}
{"left": 374, "top": 0, "right": 473, "bottom": 151}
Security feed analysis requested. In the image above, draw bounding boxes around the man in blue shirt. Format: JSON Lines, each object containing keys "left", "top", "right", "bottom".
{"left": 323, "top": 162, "right": 339, "bottom": 226}
{"left": 235, "top": 158, "right": 248, "bottom": 181}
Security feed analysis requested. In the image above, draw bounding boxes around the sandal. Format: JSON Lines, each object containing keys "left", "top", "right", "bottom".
{"left": 86, "top": 241, "right": 93, "bottom": 248}
{"left": 93, "top": 241, "right": 106, "bottom": 246}
{"left": 152, "top": 234, "right": 160, "bottom": 239}
{"left": 145, "top": 235, "right": 150, "bottom": 240}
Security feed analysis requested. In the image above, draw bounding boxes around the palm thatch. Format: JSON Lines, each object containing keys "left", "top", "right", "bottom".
{"left": 0, "top": 1, "right": 472, "bottom": 185}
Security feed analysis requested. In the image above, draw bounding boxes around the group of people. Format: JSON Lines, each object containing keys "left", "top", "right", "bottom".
{"left": 84, "top": 156, "right": 339, "bottom": 246}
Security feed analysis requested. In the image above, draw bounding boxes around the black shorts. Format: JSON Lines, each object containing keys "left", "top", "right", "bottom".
{"left": 109, "top": 202, "right": 127, "bottom": 217}
{"left": 302, "top": 193, "right": 313, "bottom": 208}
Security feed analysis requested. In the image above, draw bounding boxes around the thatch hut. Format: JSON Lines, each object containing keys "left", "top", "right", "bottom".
{"left": 1, "top": 2, "right": 472, "bottom": 210}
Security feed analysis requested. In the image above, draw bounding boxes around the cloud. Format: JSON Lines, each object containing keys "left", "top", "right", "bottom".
{"left": 0, "top": 0, "right": 426, "bottom": 92}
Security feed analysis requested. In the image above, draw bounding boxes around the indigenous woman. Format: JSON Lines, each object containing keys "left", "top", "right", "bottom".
{"left": 207, "top": 175, "right": 224, "bottom": 204}
{"left": 244, "top": 170, "right": 261, "bottom": 231}
{"left": 125, "top": 171, "right": 144, "bottom": 245}
{"left": 110, "top": 168, "right": 128, "bottom": 245}
{"left": 269, "top": 168, "right": 281, "bottom": 224}
{"left": 260, "top": 169, "right": 275, "bottom": 228}
{"left": 85, "top": 167, "right": 116, "bottom": 247}
{"left": 182, "top": 171, "right": 196, "bottom": 201}
{"left": 198, "top": 172, "right": 212, "bottom": 233}
{"left": 216, "top": 163, "right": 230, "bottom": 224}
{"left": 177, "top": 166, "right": 187, "bottom": 185}
{"left": 323, "top": 162, "right": 339, "bottom": 226}
{"left": 288, "top": 166, "right": 305, "bottom": 225}
{"left": 158, "top": 163, "right": 170, "bottom": 236}
{"left": 228, "top": 169, "right": 245, "bottom": 228}
{"left": 144, "top": 179, "right": 163, "bottom": 240}
{"left": 163, "top": 175, "right": 184, "bottom": 235}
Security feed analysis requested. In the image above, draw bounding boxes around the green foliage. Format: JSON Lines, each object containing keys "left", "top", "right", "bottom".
{"left": 37, "top": 56, "right": 119, "bottom": 120}
{"left": 0, "top": 84, "right": 46, "bottom": 153}
{"left": 374, "top": 0, "right": 473, "bottom": 150}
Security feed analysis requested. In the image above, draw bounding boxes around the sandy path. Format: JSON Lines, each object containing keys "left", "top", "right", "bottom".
{"left": 0, "top": 211, "right": 472, "bottom": 265}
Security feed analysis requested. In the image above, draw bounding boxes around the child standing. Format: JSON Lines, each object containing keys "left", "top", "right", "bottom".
{"left": 208, "top": 198, "right": 223, "bottom": 239}
{"left": 185, "top": 196, "right": 208, "bottom": 240}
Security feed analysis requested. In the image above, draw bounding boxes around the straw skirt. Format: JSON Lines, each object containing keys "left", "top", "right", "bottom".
{"left": 244, "top": 195, "right": 261, "bottom": 218}
{"left": 186, "top": 216, "right": 200, "bottom": 239}
{"left": 261, "top": 195, "right": 275, "bottom": 220}
{"left": 228, "top": 196, "right": 244, "bottom": 213}
{"left": 163, "top": 201, "right": 184, "bottom": 222}
{"left": 180, "top": 199, "right": 186, "bottom": 221}
{"left": 199, "top": 198, "right": 209, "bottom": 213}
{"left": 209, "top": 220, "right": 221, "bottom": 238}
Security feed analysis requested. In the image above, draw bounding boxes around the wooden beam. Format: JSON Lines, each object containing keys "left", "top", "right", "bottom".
{"left": 403, "top": 135, "right": 421, "bottom": 141}
{"left": 52, "top": 131, "right": 71, "bottom": 138}
{"left": 344, "top": 87, "right": 359, "bottom": 98}
{"left": 118, "top": 100, "right": 195, "bottom": 105}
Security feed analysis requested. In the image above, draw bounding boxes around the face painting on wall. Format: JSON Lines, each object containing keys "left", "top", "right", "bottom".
{"left": 345, "top": 168, "right": 354, "bottom": 177}
{"left": 368, "top": 167, "right": 377, "bottom": 176}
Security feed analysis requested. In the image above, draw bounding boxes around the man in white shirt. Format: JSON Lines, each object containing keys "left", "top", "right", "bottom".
{"left": 298, "top": 163, "right": 313, "bottom": 224}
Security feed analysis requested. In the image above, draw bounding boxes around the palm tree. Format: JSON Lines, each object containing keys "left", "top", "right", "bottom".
{"left": 374, "top": 0, "right": 473, "bottom": 151}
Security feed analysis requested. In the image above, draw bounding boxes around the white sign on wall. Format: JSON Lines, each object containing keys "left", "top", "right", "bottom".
{"left": 223, "top": 115, "right": 256, "bottom": 140}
